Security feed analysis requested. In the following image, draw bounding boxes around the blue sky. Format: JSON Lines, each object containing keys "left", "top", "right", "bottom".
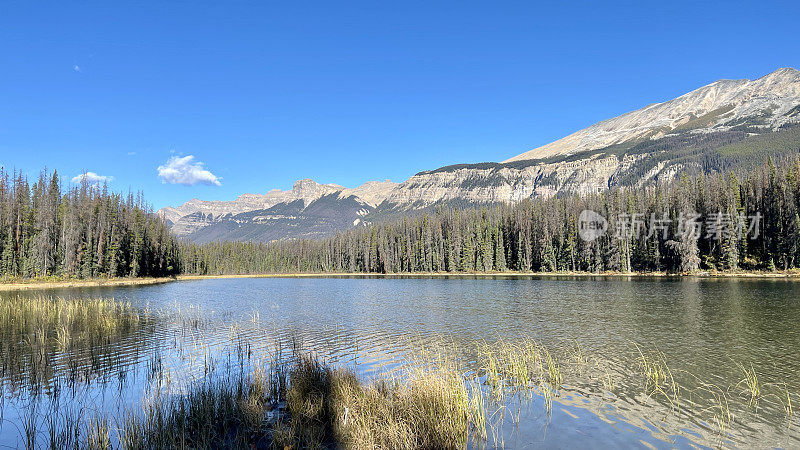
{"left": 1, "top": 0, "right": 798, "bottom": 209}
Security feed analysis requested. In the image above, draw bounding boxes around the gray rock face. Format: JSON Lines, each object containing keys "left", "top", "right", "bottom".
{"left": 159, "top": 178, "right": 348, "bottom": 226}
{"left": 177, "top": 194, "right": 376, "bottom": 244}
{"left": 506, "top": 68, "right": 800, "bottom": 162}
{"left": 158, "top": 179, "right": 398, "bottom": 242}
{"left": 160, "top": 68, "right": 800, "bottom": 243}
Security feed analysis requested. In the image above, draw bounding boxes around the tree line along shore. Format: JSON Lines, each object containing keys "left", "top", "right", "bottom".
{"left": 181, "top": 158, "right": 800, "bottom": 276}
{"left": 3, "top": 157, "right": 800, "bottom": 281}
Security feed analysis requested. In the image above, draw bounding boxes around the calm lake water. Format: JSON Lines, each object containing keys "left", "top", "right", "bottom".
{"left": 2, "top": 276, "right": 800, "bottom": 448}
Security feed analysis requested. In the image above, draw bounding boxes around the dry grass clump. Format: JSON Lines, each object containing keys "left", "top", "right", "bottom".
{"left": 284, "top": 355, "right": 481, "bottom": 449}
{"left": 331, "top": 367, "right": 478, "bottom": 449}
{"left": 86, "top": 417, "right": 112, "bottom": 450}
{"left": 283, "top": 356, "right": 338, "bottom": 446}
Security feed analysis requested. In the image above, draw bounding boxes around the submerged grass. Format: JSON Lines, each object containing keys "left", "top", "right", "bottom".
{"left": 634, "top": 344, "right": 680, "bottom": 410}
{"left": 737, "top": 362, "right": 762, "bottom": 407}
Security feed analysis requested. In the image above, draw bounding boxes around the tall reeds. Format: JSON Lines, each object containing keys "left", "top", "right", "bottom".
{"left": 0, "top": 295, "right": 148, "bottom": 392}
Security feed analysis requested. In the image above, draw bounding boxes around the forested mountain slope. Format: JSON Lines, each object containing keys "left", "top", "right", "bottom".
{"left": 179, "top": 158, "right": 800, "bottom": 275}
{"left": 162, "top": 68, "right": 800, "bottom": 244}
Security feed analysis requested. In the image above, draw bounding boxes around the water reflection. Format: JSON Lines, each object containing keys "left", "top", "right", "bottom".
{"left": 0, "top": 276, "right": 799, "bottom": 447}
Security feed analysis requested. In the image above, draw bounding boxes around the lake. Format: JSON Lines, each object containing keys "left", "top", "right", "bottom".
{"left": 2, "top": 276, "right": 800, "bottom": 448}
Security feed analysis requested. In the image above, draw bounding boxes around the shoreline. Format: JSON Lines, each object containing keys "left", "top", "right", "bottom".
{"left": 176, "top": 270, "right": 800, "bottom": 280}
{"left": 1, "top": 270, "right": 798, "bottom": 291}
{"left": 0, "top": 277, "right": 176, "bottom": 291}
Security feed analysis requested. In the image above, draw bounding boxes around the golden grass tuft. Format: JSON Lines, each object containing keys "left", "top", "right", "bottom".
{"left": 282, "top": 355, "right": 482, "bottom": 449}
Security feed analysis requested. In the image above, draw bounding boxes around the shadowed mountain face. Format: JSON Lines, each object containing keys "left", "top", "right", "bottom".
{"left": 160, "top": 68, "right": 800, "bottom": 244}
{"left": 176, "top": 194, "right": 373, "bottom": 244}
{"left": 159, "top": 180, "right": 392, "bottom": 244}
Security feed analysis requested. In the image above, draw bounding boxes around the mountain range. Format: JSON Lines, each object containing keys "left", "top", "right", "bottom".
{"left": 159, "top": 68, "right": 800, "bottom": 243}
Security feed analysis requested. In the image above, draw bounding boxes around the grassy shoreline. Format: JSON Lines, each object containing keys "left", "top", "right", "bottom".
{"left": 2, "top": 270, "right": 799, "bottom": 291}
{"left": 0, "top": 276, "right": 176, "bottom": 291}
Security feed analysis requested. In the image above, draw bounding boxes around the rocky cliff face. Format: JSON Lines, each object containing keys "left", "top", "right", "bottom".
{"left": 380, "top": 154, "right": 620, "bottom": 208}
{"left": 160, "top": 68, "right": 800, "bottom": 243}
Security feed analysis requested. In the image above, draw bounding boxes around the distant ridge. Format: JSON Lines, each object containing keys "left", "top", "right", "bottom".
{"left": 505, "top": 67, "right": 800, "bottom": 162}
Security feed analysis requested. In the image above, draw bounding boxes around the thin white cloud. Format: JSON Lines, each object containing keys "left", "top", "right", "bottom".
{"left": 157, "top": 155, "right": 221, "bottom": 186}
{"left": 72, "top": 172, "right": 113, "bottom": 185}
{"left": 73, "top": 65, "right": 81, "bottom": 72}
{"left": 127, "top": 151, "right": 137, "bottom": 156}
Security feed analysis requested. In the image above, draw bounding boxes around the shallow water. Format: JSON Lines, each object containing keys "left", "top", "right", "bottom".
{"left": 1, "top": 275, "right": 800, "bottom": 448}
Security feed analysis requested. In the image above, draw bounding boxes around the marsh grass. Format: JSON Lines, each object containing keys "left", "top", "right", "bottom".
{"left": 736, "top": 362, "right": 761, "bottom": 407}
{"left": 86, "top": 417, "right": 111, "bottom": 450}
{"left": 470, "top": 340, "right": 567, "bottom": 416}
{"left": 14, "top": 336, "right": 800, "bottom": 449}
{"left": 784, "top": 385, "right": 794, "bottom": 420}
{"left": 5, "top": 295, "right": 800, "bottom": 449}
{"left": 0, "top": 295, "right": 144, "bottom": 342}
{"left": 633, "top": 344, "right": 680, "bottom": 410}
{"left": 336, "top": 365, "right": 480, "bottom": 449}
{"left": 117, "top": 375, "right": 273, "bottom": 448}
{"left": 0, "top": 295, "right": 149, "bottom": 393}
